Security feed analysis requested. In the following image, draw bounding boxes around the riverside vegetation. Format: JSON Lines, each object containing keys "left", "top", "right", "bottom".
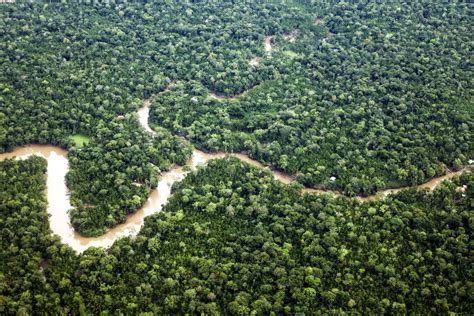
{"left": 2, "top": 113, "right": 467, "bottom": 253}
{"left": 1, "top": 156, "right": 473, "bottom": 314}
{"left": 0, "top": 0, "right": 473, "bottom": 314}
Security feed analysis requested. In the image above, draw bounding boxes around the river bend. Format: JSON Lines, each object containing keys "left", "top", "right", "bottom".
{"left": 0, "top": 101, "right": 470, "bottom": 252}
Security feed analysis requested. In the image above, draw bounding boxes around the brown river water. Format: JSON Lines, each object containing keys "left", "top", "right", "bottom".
{"left": 0, "top": 101, "right": 470, "bottom": 252}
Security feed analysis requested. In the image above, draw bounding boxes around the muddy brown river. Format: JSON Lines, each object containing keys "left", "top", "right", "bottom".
{"left": 0, "top": 101, "right": 470, "bottom": 252}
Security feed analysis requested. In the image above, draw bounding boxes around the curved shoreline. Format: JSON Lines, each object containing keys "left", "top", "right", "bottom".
{"left": 140, "top": 100, "right": 471, "bottom": 200}
{"left": 0, "top": 102, "right": 470, "bottom": 252}
{"left": 0, "top": 145, "right": 230, "bottom": 253}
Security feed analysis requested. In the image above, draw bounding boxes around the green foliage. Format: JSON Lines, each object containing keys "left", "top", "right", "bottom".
{"left": 0, "top": 157, "right": 77, "bottom": 315}
{"left": 66, "top": 118, "right": 191, "bottom": 236}
{"left": 68, "top": 134, "right": 90, "bottom": 148}
{"left": 1, "top": 157, "right": 473, "bottom": 313}
{"left": 0, "top": 1, "right": 473, "bottom": 313}
{"left": 0, "top": 0, "right": 307, "bottom": 233}
{"left": 149, "top": 1, "right": 473, "bottom": 195}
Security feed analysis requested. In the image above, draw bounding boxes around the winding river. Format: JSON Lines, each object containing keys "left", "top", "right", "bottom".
{"left": 0, "top": 101, "right": 470, "bottom": 252}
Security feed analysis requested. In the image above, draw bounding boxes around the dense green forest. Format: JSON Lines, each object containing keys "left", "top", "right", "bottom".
{"left": 149, "top": 1, "right": 473, "bottom": 195}
{"left": 1, "top": 157, "right": 472, "bottom": 313}
{"left": 0, "top": 0, "right": 313, "bottom": 234}
{"left": 66, "top": 118, "right": 191, "bottom": 236}
{"left": 5, "top": 0, "right": 471, "bottom": 198}
{"left": 0, "top": 0, "right": 473, "bottom": 313}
